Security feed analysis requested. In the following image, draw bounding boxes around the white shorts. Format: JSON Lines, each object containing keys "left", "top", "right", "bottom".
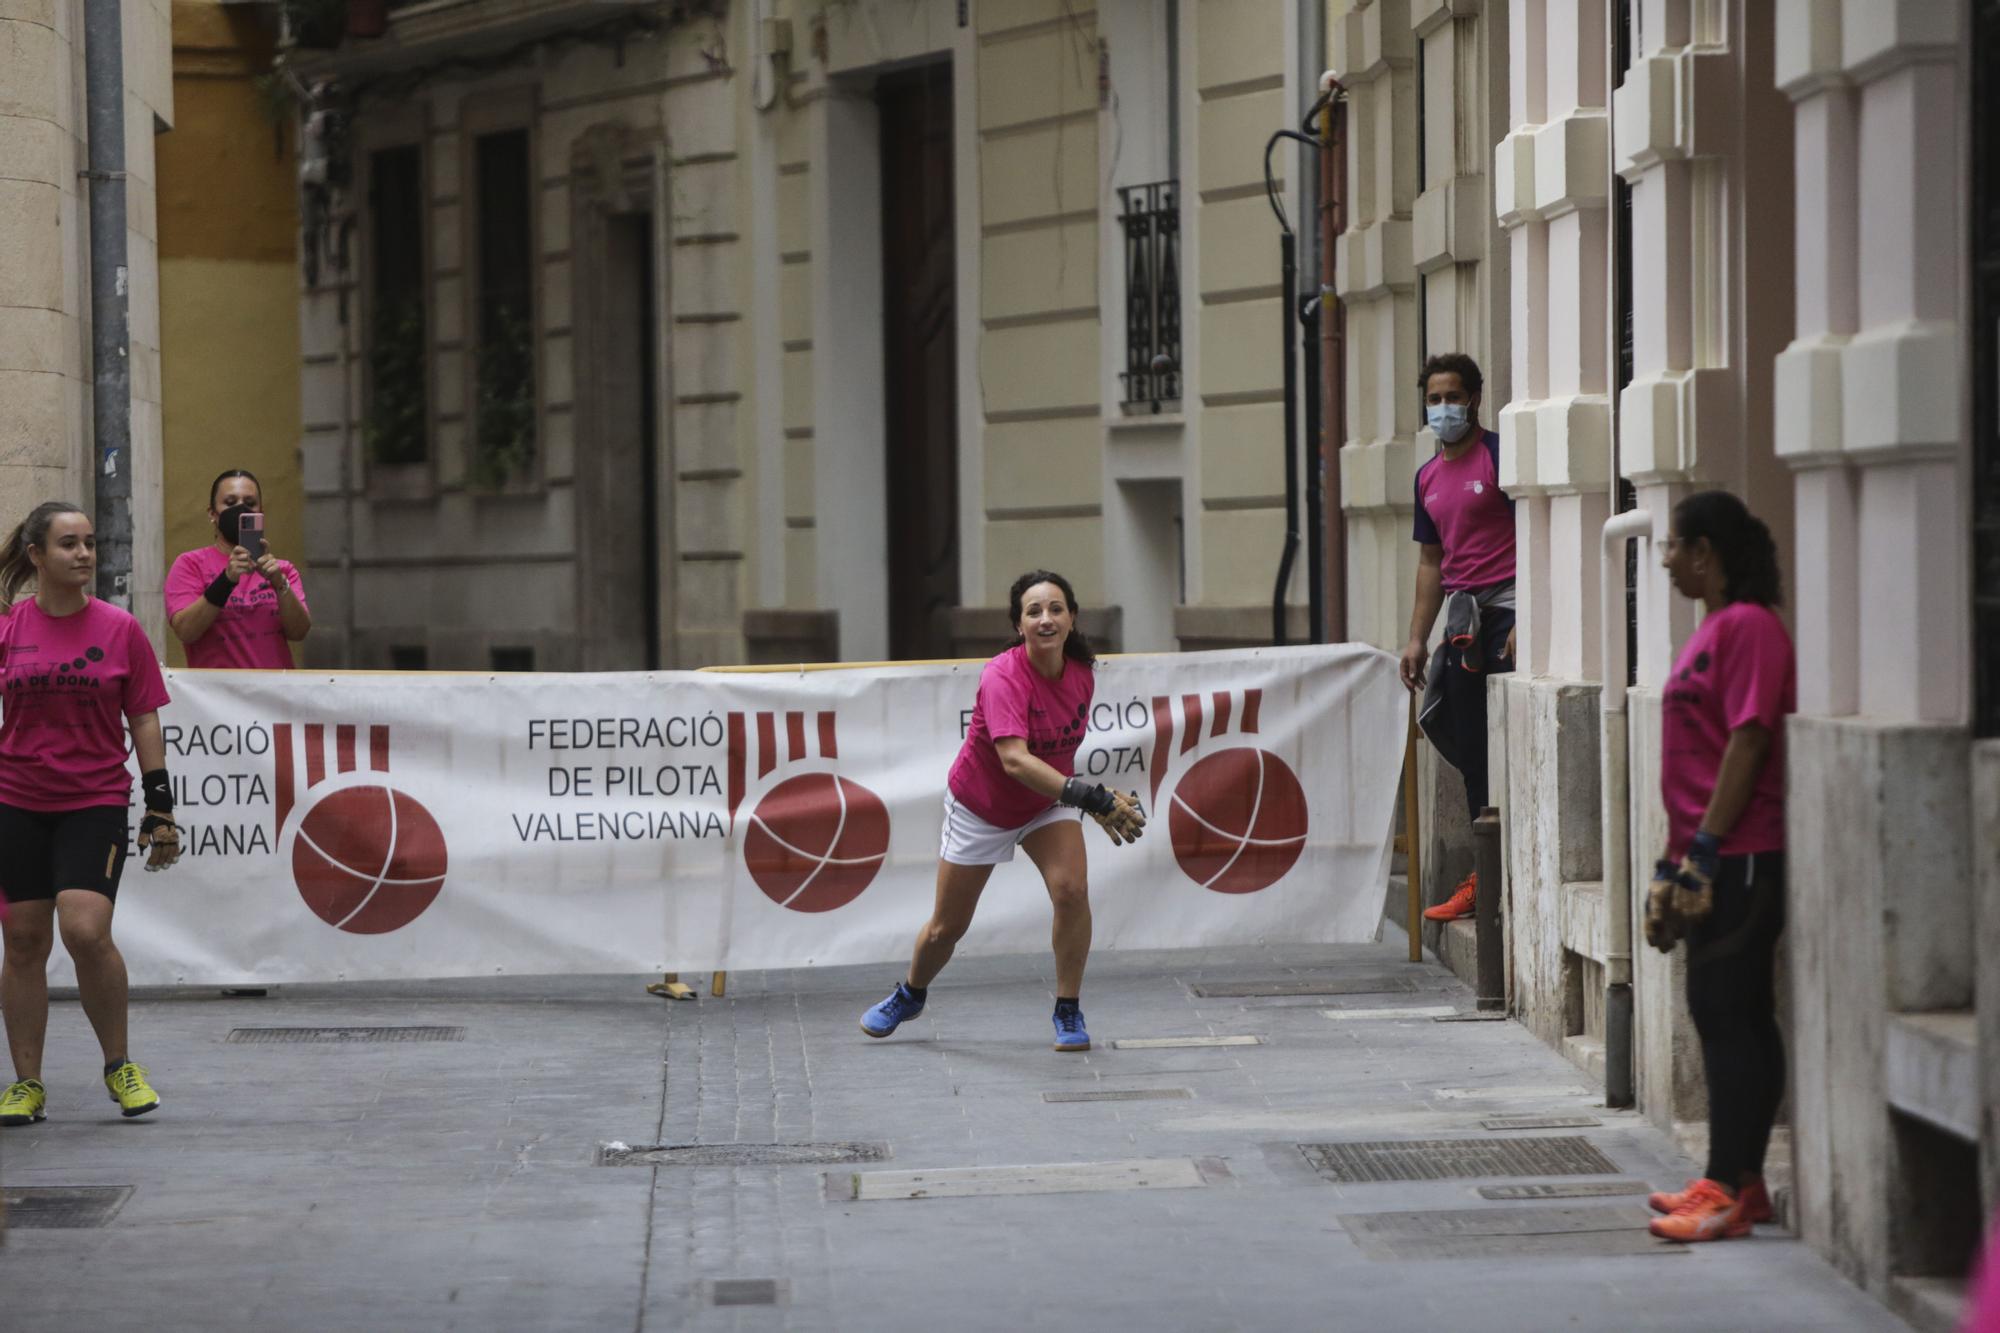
{"left": 938, "top": 791, "right": 1080, "bottom": 865}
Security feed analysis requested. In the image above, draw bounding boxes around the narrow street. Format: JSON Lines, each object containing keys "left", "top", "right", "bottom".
{"left": 0, "top": 931, "right": 1898, "bottom": 1331}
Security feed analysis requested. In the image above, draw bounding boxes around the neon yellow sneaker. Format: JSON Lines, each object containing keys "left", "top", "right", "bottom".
{"left": 0, "top": 1078, "right": 47, "bottom": 1126}
{"left": 104, "top": 1061, "right": 160, "bottom": 1118}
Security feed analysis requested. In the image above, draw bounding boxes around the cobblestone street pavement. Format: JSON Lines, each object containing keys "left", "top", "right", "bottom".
{"left": 0, "top": 935, "right": 1905, "bottom": 1331}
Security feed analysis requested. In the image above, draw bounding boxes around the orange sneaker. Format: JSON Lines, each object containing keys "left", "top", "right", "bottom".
{"left": 1648, "top": 1178, "right": 1753, "bottom": 1242}
{"left": 1423, "top": 873, "right": 1478, "bottom": 922}
{"left": 1649, "top": 1176, "right": 1772, "bottom": 1224}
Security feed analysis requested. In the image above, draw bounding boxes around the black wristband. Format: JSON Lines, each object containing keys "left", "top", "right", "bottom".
{"left": 1059, "top": 776, "right": 1116, "bottom": 817}
{"left": 142, "top": 768, "right": 173, "bottom": 814}
{"left": 203, "top": 570, "right": 236, "bottom": 607}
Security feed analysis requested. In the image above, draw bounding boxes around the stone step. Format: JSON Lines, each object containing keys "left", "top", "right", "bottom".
{"left": 1890, "top": 1276, "right": 1969, "bottom": 1333}
{"left": 1559, "top": 880, "right": 1605, "bottom": 959}
{"left": 1885, "top": 1009, "right": 1978, "bottom": 1142}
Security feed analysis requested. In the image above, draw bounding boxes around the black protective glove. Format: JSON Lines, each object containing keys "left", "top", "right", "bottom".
{"left": 1058, "top": 776, "right": 1118, "bottom": 817}
{"left": 137, "top": 768, "right": 182, "bottom": 872}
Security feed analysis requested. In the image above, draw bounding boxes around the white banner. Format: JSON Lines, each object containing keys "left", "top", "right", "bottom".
{"left": 47, "top": 644, "right": 1404, "bottom": 986}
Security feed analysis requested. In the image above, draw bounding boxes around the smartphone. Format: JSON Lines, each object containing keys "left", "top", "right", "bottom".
{"left": 237, "top": 511, "right": 266, "bottom": 561}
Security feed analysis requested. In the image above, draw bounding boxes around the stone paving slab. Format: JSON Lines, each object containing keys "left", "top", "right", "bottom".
{"left": 0, "top": 942, "right": 1909, "bottom": 1332}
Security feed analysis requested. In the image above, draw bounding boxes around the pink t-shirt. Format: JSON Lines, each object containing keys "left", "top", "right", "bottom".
{"left": 165, "top": 546, "right": 305, "bottom": 670}
{"left": 1660, "top": 601, "right": 1794, "bottom": 860}
{"left": 947, "top": 645, "right": 1097, "bottom": 828}
{"left": 1964, "top": 1213, "right": 2000, "bottom": 1333}
{"left": 0, "top": 598, "right": 172, "bottom": 811}
{"left": 1412, "top": 431, "right": 1516, "bottom": 591}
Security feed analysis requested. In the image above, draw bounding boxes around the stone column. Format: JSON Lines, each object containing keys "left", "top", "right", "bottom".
{"left": 1774, "top": 0, "right": 1975, "bottom": 1303}
{"left": 1332, "top": 0, "right": 1418, "bottom": 655}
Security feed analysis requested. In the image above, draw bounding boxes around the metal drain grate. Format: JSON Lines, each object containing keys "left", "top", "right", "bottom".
{"left": 3, "top": 1186, "right": 132, "bottom": 1229}
{"left": 1111, "top": 1035, "right": 1263, "bottom": 1049}
{"left": 1298, "top": 1136, "right": 1619, "bottom": 1183}
{"left": 1191, "top": 978, "right": 1415, "bottom": 998}
{"left": 600, "top": 1141, "right": 890, "bottom": 1167}
{"left": 704, "top": 1279, "right": 785, "bottom": 1307}
{"left": 1336, "top": 1203, "right": 1673, "bottom": 1261}
{"left": 1479, "top": 1181, "right": 1650, "bottom": 1201}
{"left": 1480, "top": 1115, "right": 1603, "bottom": 1131}
{"left": 1042, "top": 1088, "right": 1192, "bottom": 1103}
{"left": 225, "top": 1026, "right": 465, "bottom": 1044}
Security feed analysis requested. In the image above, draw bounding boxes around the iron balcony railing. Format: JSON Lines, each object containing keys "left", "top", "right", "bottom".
{"left": 1118, "top": 180, "right": 1181, "bottom": 412}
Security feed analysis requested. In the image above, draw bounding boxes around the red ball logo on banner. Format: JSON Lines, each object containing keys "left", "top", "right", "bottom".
{"left": 1167, "top": 747, "right": 1309, "bottom": 894}
{"left": 744, "top": 773, "right": 891, "bottom": 912}
{"left": 291, "top": 785, "right": 450, "bottom": 933}
{"left": 275, "top": 723, "right": 451, "bottom": 935}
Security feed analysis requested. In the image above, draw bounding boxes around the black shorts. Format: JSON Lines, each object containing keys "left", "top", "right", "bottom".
{"left": 0, "top": 803, "right": 131, "bottom": 903}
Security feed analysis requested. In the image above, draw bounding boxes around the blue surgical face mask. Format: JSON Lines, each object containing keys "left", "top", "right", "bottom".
{"left": 1427, "top": 403, "right": 1473, "bottom": 444}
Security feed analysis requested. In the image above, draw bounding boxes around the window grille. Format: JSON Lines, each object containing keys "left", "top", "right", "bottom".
{"left": 1973, "top": 0, "right": 2000, "bottom": 735}
{"left": 1118, "top": 180, "right": 1181, "bottom": 411}
{"left": 473, "top": 128, "right": 536, "bottom": 488}
{"left": 366, "top": 144, "right": 428, "bottom": 466}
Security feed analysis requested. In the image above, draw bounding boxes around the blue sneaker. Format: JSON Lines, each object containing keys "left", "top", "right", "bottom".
{"left": 861, "top": 982, "right": 925, "bottom": 1038}
{"left": 1052, "top": 1005, "right": 1091, "bottom": 1052}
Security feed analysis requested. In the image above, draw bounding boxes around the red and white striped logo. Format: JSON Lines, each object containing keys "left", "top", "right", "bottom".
{"left": 274, "top": 723, "right": 450, "bottom": 934}
{"left": 726, "top": 711, "right": 890, "bottom": 914}
{"left": 1149, "top": 689, "right": 1309, "bottom": 895}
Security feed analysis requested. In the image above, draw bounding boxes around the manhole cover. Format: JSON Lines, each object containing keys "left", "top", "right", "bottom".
{"left": 1190, "top": 979, "right": 1415, "bottom": 998}
{"left": 3, "top": 1186, "right": 132, "bottom": 1228}
{"left": 600, "top": 1141, "right": 889, "bottom": 1167}
{"left": 703, "top": 1278, "right": 785, "bottom": 1307}
{"left": 1041, "top": 1088, "right": 1192, "bottom": 1103}
{"left": 1480, "top": 1115, "right": 1603, "bottom": 1130}
{"left": 225, "top": 1026, "right": 465, "bottom": 1044}
{"left": 1336, "top": 1203, "right": 1674, "bottom": 1261}
{"left": 1479, "top": 1181, "right": 1650, "bottom": 1200}
{"left": 845, "top": 1157, "right": 1213, "bottom": 1201}
{"left": 1298, "top": 1136, "right": 1619, "bottom": 1183}
{"left": 1111, "top": 1035, "right": 1263, "bottom": 1049}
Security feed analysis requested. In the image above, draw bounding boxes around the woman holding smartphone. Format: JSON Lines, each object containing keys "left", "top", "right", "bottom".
{"left": 859, "top": 570, "right": 1145, "bottom": 1053}
{"left": 165, "top": 469, "right": 310, "bottom": 668}
{"left": 0, "top": 502, "right": 183, "bottom": 1127}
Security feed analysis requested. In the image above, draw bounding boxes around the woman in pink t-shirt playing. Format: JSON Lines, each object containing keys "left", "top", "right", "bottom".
{"left": 0, "top": 502, "right": 185, "bottom": 1130}
{"left": 859, "top": 571, "right": 1146, "bottom": 1052}
{"left": 164, "top": 469, "right": 310, "bottom": 670}
{"left": 1645, "top": 491, "right": 1796, "bottom": 1244}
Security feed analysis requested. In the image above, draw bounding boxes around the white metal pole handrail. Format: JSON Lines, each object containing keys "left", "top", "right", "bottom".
{"left": 1600, "top": 507, "right": 1651, "bottom": 1108}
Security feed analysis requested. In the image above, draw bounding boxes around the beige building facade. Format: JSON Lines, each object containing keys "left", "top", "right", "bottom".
{"left": 290, "top": 0, "right": 1321, "bottom": 671}
{"left": 1335, "top": 0, "right": 1993, "bottom": 1325}
{"left": 0, "top": 0, "right": 175, "bottom": 640}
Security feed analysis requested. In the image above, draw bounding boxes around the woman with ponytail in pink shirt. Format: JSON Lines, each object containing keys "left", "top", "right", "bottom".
{"left": 1645, "top": 491, "right": 1795, "bottom": 1244}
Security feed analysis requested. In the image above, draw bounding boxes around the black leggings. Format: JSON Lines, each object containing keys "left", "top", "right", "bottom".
{"left": 1685, "top": 851, "right": 1787, "bottom": 1185}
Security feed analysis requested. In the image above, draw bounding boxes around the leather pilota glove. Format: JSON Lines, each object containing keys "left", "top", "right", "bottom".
{"left": 1672, "top": 830, "right": 1721, "bottom": 929}
{"left": 1090, "top": 790, "right": 1147, "bottom": 845}
{"left": 1644, "top": 860, "right": 1683, "bottom": 952}
{"left": 137, "top": 768, "right": 183, "bottom": 872}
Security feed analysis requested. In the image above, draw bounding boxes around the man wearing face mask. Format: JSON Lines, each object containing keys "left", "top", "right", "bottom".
{"left": 1400, "top": 353, "right": 1515, "bottom": 923}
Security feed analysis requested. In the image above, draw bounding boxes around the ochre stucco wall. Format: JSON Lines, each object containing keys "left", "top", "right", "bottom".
{"left": 158, "top": 0, "right": 302, "bottom": 666}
